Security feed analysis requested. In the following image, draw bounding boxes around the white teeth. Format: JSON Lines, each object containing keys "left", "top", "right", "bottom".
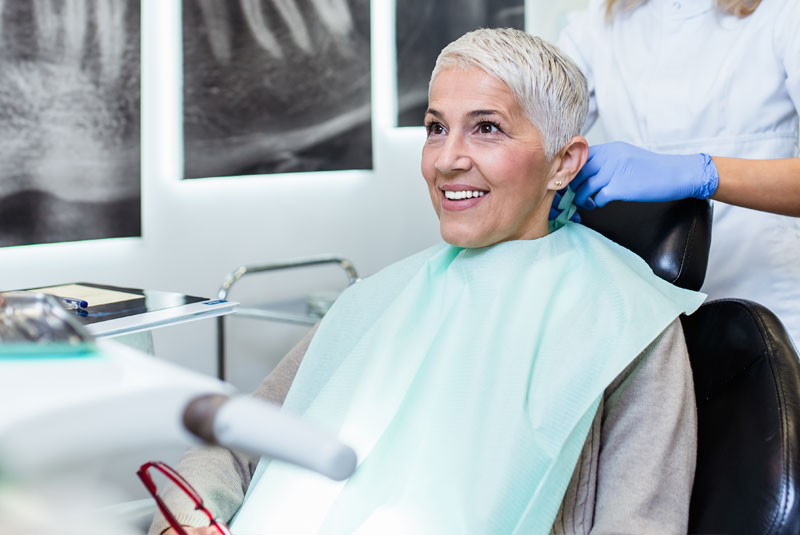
{"left": 444, "top": 190, "right": 486, "bottom": 200}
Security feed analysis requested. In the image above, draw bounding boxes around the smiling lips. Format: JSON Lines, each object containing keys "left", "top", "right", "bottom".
{"left": 441, "top": 187, "right": 489, "bottom": 211}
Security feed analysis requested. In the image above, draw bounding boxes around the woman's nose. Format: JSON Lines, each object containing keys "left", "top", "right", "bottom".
{"left": 434, "top": 133, "right": 472, "bottom": 174}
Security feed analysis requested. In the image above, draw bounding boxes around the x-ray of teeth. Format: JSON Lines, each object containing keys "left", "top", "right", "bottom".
{"left": 0, "top": 1, "right": 141, "bottom": 247}
{"left": 182, "top": 0, "right": 372, "bottom": 179}
{"left": 396, "top": 0, "right": 524, "bottom": 127}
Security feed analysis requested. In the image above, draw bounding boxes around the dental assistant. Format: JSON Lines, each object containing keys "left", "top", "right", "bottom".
{"left": 557, "top": 0, "right": 800, "bottom": 344}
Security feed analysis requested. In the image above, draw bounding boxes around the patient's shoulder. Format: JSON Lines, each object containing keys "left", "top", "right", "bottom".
{"left": 605, "top": 318, "right": 690, "bottom": 400}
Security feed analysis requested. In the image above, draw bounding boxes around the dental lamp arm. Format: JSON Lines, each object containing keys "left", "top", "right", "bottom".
{"left": 183, "top": 394, "right": 356, "bottom": 481}
{"left": 149, "top": 326, "right": 318, "bottom": 535}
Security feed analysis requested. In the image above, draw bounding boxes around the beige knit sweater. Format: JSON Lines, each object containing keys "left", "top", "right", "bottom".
{"left": 150, "top": 319, "right": 696, "bottom": 534}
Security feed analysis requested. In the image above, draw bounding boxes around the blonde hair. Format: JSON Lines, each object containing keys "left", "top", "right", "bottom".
{"left": 605, "top": 0, "right": 762, "bottom": 18}
{"left": 429, "top": 28, "right": 588, "bottom": 160}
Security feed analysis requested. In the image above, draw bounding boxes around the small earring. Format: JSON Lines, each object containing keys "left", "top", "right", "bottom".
{"left": 554, "top": 180, "right": 563, "bottom": 187}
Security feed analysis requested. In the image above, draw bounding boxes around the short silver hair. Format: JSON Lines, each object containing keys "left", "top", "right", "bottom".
{"left": 429, "top": 28, "right": 588, "bottom": 160}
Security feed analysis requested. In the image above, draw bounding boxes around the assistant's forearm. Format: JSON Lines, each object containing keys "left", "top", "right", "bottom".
{"left": 711, "top": 157, "right": 800, "bottom": 216}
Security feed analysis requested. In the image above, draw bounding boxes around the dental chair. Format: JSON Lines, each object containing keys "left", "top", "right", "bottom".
{"left": 682, "top": 298, "right": 800, "bottom": 534}
{"left": 580, "top": 199, "right": 800, "bottom": 534}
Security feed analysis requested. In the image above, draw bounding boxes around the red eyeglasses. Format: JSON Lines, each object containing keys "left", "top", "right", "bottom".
{"left": 137, "top": 460, "right": 232, "bottom": 535}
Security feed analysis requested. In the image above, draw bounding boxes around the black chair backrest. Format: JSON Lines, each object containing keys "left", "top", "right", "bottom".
{"left": 578, "top": 198, "right": 712, "bottom": 290}
{"left": 681, "top": 299, "right": 800, "bottom": 535}
{"left": 580, "top": 198, "right": 800, "bottom": 531}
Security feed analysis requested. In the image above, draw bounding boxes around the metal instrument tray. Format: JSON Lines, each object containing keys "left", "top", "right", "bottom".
{"left": 0, "top": 292, "right": 96, "bottom": 355}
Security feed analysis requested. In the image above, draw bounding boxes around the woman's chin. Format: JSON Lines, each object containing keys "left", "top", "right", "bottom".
{"left": 440, "top": 226, "right": 494, "bottom": 249}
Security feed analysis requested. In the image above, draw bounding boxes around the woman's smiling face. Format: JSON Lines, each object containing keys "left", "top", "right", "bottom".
{"left": 422, "top": 67, "right": 557, "bottom": 248}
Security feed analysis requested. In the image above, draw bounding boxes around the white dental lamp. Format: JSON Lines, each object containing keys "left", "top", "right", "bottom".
{"left": 0, "top": 294, "right": 355, "bottom": 534}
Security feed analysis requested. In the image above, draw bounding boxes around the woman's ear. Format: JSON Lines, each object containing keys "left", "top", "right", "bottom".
{"left": 546, "top": 136, "right": 589, "bottom": 191}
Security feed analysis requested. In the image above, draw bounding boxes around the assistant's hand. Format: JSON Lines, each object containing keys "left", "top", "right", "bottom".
{"left": 571, "top": 142, "right": 719, "bottom": 209}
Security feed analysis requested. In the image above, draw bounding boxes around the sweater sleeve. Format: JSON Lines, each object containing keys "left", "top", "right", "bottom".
{"left": 147, "top": 324, "right": 317, "bottom": 535}
{"left": 591, "top": 318, "right": 697, "bottom": 534}
{"left": 551, "top": 318, "right": 697, "bottom": 535}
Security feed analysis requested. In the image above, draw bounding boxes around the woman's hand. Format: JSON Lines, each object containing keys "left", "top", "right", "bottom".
{"left": 571, "top": 142, "right": 719, "bottom": 209}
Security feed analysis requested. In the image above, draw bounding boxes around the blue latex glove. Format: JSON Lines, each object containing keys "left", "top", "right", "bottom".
{"left": 571, "top": 142, "right": 719, "bottom": 209}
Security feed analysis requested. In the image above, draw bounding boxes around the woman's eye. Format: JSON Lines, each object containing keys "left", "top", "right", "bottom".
{"left": 425, "top": 121, "right": 445, "bottom": 135}
{"left": 477, "top": 122, "right": 500, "bottom": 134}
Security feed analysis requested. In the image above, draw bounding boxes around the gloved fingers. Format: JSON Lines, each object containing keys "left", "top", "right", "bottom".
{"left": 592, "top": 187, "right": 616, "bottom": 208}
{"left": 570, "top": 167, "right": 592, "bottom": 191}
{"left": 572, "top": 148, "right": 613, "bottom": 208}
{"left": 570, "top": 146, "right": 604, "bottom": 191}
{"left": 593, "top": 174, "right": 675, "bottom": 206}
{"left": 571, "top": 141, "right": 714, "bottom": 207}
{"left": 573, "top": 170, "right": 611, "bottom": 208}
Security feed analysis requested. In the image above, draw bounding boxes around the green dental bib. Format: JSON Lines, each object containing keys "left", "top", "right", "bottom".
{"left": 232, "top": 223, "right": 704, "bottom": 534}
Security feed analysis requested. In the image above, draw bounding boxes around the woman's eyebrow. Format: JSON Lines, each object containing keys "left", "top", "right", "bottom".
{"left": 424, "top": 108, "right": 507, "bottom": 121}
{"left": 467, "top": 109, "right": 502, "bottom": 117}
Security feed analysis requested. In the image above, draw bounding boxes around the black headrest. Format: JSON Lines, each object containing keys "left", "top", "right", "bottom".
{"left": 578, "top": 199, "right": 712, "bottom": 291}
{"left": 680, "top": 299, "right": 800, "bottom": 534}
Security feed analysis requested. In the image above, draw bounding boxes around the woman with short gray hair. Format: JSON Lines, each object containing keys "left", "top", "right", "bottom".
{"left": 151, "top": 28, "right": 702, "bottom": 535}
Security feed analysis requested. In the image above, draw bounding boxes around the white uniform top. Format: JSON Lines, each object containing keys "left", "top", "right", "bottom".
{"left": 558, "top": 0, "right": 800, "bottom": 344}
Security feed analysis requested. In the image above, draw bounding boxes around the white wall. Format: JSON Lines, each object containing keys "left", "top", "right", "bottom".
{"left": 527, "top": 0, "right": 591, "bottom": 42}
{"left": 0, "top": 0, "right": 589, "bottom": 393}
